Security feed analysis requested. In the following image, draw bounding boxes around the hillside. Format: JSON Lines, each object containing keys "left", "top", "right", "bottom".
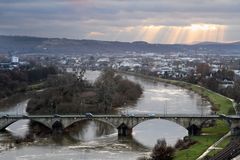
{"left": 0, "top": 35, "right": 239, "bottom": 55}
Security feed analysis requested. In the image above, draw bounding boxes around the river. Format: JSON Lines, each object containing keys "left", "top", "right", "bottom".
{"left": 0, "top": 71, "right": 211, "bottom": 160}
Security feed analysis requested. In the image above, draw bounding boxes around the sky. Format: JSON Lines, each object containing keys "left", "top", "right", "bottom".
{"left": 0, "top": 0, "right": 240, "bottom": 44}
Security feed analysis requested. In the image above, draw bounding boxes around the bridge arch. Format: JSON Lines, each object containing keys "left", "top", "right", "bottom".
{"left": 30, "top": 119, "right": 54, "bottom": 130}
{"left": 130, "top": 118, "right": 188, "bottom": 129}
{"left": 131, "top": 118, "right": 188, "bottom": 130}
{"left": 0, "top": 119, "right": 19, "bottom": 131}
{"left": 62, "top": 118, "right": 117, "bottom": 130}
{"left": 122, "top": 116, "right": 221, "bottom": 136}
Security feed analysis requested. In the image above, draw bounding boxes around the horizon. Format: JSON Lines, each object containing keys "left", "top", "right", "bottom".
{"left": 0, "top": 0, "right": 240, "bottom": 44}
{"left": 1, "top": 34, "right": 240, "bottom": 45}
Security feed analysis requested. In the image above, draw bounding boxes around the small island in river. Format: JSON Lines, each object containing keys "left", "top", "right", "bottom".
{"left": 27, "top": 69, "right": 143, "bottom": 115}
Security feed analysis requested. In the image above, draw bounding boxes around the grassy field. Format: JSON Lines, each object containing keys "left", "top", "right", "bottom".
{"left": 174, "top": 120, "right": 229, "bottom": 160}
{"left": 120, "top": 71, "right": 234, "bottom": 160}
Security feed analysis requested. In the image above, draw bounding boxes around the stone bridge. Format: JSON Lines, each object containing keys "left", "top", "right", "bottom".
{"left": 0, "top": 114, "right": 239, "bottom": 136}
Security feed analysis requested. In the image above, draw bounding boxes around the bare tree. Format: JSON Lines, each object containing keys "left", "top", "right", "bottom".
{"left": 151, "top": 139, "right": 175, "bottom": 160}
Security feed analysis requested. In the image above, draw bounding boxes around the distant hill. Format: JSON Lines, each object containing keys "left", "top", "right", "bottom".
{"left": 194, "top": 41, "right": 225, "bottom": 45}
{"left": 0, "top": 35, "right": 239, "bottom": 55}
{"left": 195, "top": 41, "right": 240, "bottom": 46}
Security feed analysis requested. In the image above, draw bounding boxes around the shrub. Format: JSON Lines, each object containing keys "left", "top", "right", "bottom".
{"left": 151, "top": 139, "right": 175, "bottom": 160}
{"left": 175, "top": 137, "right": 196, "bottom": 150}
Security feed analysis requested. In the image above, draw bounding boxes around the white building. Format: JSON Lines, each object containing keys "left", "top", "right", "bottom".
{"left": 11, "top": 56, "right": 19, "bottom": 63}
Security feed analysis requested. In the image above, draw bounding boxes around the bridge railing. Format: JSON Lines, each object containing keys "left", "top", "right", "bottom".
{"left": 0, "top": 114, "right": 223, "bottom": 119}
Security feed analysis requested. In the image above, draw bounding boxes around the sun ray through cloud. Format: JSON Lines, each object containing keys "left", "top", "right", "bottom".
{"left": 132, "top": 24, "right": 226, "bottom": 44}
{"left": 1, "top": 0, "right": 236, "bottom": 43}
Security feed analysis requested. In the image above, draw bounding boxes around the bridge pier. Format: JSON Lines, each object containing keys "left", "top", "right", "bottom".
{"left": 117, "top": 123, "right": 132, "bottom": 137}
{"left": 231, "top": 127, "right": 240, "bottom": 136}
{"left": 187, "top": 124, "right": 201, "bottom": 136}
{"left": 219, "top": 118, "right": 240, "bottom": 136}
{"left": 230, "top": 120, "right": 240, "bottom": 136}
{"left": 52, "top": 120, "right": 64, "bottom": 133}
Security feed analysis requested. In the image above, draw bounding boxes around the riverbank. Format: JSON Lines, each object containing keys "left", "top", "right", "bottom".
{"left": 119, "top": 71, "right": 234, "bottom": 115}
{"left": 0, "top": 93, "right": 30, "bottom": 110}
{"left": 119, "top": 71, "right": 234, "bottom": 160}
{"left": 0, "top": 81, "right": 46, "bottom": 111}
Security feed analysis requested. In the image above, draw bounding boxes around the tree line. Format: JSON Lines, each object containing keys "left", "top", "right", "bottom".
{"left": 0, "top": 66, "right": 57, "bottom": 99}
{"left": 185, "top": 63, "right": 240, "bottom": 104}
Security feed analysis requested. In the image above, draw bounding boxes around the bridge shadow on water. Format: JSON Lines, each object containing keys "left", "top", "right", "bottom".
{"left": 0, "top": 119, "right": 149, "bottom": 151}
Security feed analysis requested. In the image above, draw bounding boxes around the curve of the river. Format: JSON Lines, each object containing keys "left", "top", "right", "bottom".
{"left": 0, "top": 70, "right": 211, "bottom": 160}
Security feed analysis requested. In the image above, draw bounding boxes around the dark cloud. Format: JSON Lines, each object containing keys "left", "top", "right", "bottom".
{"left": 0, "top": 0, "right": 239, "bottom": 43}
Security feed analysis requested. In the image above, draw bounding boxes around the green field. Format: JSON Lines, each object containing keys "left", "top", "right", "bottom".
{"left": 174, "top": 121, "right": 229, "bottom": 160}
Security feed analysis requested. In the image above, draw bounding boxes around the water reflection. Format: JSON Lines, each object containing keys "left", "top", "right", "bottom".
{"left": 0, "top": 99, "right": 30, "bottom": 139}
{"left": 133, "top": 119, "right": 187, "bottom": 148}
{"left": 119, "top": 74, "right": 211, "bottom": 115}
{"left": 0, "top": 99, "right": 29, "bottom": 115}
{"left": 67, "top": 121, "right": 116, "bottom": 141}
{"left": 6, "top": 120, "right": 30, "bottom": 138}
{"left": 0, "top": 71, "right": 212, "bottom": 160}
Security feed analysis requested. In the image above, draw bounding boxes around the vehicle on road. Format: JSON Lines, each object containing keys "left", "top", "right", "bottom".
{"left": 148, "top": 113, "right": 156, "bottom": 117}
{"left": 128, "top": 113, "right": 135, "bottom": 117}
{"left": 121, "top": 113, "right": 128, "bottom": 117}
{"left": 22, "top": 115, "right": 29, "bottom": 118}
{"left": 54, "top": 114, "right": 61, "bottom": 118}
{"left": 2, "top": 114, "right": 9, "bottom": 118}
{"left": 85, "top": 112, "right": 93, "bottom": 118}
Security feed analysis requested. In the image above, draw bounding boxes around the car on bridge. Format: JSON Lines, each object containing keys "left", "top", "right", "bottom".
{"left": 128, "top": 113, "right": 135, "bottom": 117}
{"left": 85, "top": 112, "right": 93, "bottom": 118}
{"left": 121, "top": 113, "right": 135, "bottom": 117}
{"left": 54, "top": 114, "right": 61, "bottom": 118}
{"left": 22, "top": 115, "right": 29, "bottom": 118}
{"left": 121, "top": 113, "right": 128, "bottom": 117}
{"left": 148, "top": 113, "right": 156, "bottom": 117}
{"left": 1, "top": 114, "right": 9, "bottom": 118}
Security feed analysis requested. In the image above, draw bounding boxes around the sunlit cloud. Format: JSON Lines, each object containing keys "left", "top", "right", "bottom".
{"left": 87, "top": 31, "right": 105, "bottom": 37}
{"left": 182, "top": 24, "right": 226, "bottom": 43}
{"left": 187, "top": 24, "right": 217, "bottom": 31}
{"left": 118, "top": 24, "right": 226, "bottom": 44}
{"left": 0, "top": 0, "right": 238, "bottom": 43}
